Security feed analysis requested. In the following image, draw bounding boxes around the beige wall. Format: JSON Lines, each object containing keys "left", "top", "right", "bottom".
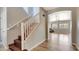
{"left": 7, "top": 7, "right": 28, "bottom": 44}
{"left": 47, "top": 7, "right": 77, "bottom": 44}
{"left": 7, "top": 7, "right": 28, "bottom": 28}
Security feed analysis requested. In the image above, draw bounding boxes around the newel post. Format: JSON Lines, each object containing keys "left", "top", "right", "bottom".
{"left": 21, "top": 22, "right": 24, "bottom": 50}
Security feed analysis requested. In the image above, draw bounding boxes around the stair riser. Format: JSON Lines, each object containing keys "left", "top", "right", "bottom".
{"left": 14, "top": 43, "right": 21, "bottom": 49}
{"left": 14, "top": 40, "right": 21, "bottom": 49}
{"left": 9, "top": 48, "right": 14, "bottom": 51}
{"left": 18, "top": 36, "right": 21, "bottom": 41}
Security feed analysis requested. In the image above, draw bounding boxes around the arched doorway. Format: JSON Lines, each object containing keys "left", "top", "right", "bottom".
{"left": 48, "top": 11, "right": 73, "bottom": 51}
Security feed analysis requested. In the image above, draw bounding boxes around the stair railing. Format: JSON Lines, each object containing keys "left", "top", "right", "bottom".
{"left": 21, "top": 13, "right": 40, "bottom": 50}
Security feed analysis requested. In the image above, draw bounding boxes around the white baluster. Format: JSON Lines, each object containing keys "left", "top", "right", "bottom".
{"left": 24, "top": 23, "right": 26, "bottom": 40}
{"left": 28, "top": 20, "right": 30, "bottom": 34}
{"left": 26, "top": 22, "right": 28, "bottom": 37}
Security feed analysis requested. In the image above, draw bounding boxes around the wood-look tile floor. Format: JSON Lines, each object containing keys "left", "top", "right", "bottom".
{"left": 32, "top": 40, "right": 48, "bottom": 51}
{"left": 48, "top": 33, "right": 75, "bottom": 51}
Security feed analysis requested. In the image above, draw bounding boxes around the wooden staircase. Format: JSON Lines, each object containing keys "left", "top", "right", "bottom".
{"left": 9, "top": 36, "right": 27, "bottom": 51}
{"left": 8, "top": 13, "right": 39, "bottom": 51}
{"left": 8, "top": 23, "right": 38, "bottom": 51}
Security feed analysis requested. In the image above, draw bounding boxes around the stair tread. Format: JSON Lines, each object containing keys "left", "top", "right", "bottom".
{"left": 9, "top": 44, "right": 21, "bottom": 51}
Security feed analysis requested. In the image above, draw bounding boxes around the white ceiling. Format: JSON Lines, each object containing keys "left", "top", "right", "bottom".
{"left": 43, "top": 7, "right": 57, "bottom": 11}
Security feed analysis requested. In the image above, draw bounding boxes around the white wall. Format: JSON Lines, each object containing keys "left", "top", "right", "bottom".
{"left": 7, "top": 7, "right": 28, "bottom": 45}
{"left": 24, "top": 8, "right": 46, "bottom": 50}
{"left": 0, "top": 8, "right": 7, "bottom": 49}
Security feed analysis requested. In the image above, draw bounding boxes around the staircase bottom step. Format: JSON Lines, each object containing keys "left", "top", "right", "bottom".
{"left": 9, "top": 44, "right": 28, "bottom": 51}
{"left": 9, "top": 44, "right": 21, "bottom": 51}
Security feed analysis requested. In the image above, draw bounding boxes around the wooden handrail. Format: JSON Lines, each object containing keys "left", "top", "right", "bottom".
{"left": 7, "top": 16, "right": 30, "bottom": 31}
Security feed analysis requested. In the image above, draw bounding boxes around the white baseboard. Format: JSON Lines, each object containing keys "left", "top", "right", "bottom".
{"left": 28, "top": 39, "right": 46, "bottom": 51}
